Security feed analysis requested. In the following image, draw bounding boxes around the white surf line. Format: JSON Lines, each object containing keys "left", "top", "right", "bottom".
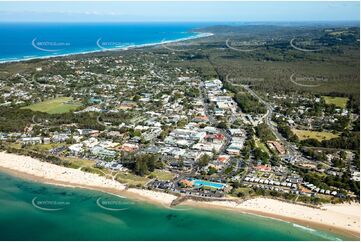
{"left": 160, "top": 32, "right": 213, "bottom": 52}
{"left": 289, "top": 38, "right": 322, "bottom": 52}
{"left": 1, "top": 33, "right": 213, "bottom": 64}
{"left": 289, "top": 73, "right": 321, "bottom": 87}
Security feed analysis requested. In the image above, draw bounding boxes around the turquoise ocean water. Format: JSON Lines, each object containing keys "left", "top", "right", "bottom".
{"left": 0, "top": 172, "right": 355, "bottom": 241}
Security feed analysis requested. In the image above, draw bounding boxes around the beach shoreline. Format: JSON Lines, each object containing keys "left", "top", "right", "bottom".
{"left": 182, "top": 199, "right": 360, "bottom": 239}
{"left": 0, "top": 32, "right": 213, "bottom": 64}
{"left": 0, "top": 151, "right": 359, "bottom": 240}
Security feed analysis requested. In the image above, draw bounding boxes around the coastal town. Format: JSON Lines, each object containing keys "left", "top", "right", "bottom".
{"left": 0, "top": 0, "right": 360, "bottom": 241}
{"left": 0, "top": 36, "right": 359, "bottom": 207}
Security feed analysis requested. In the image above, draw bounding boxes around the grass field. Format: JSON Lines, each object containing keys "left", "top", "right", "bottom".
{"left": 22, "top": 97, "right": 81, "bottom": 114}
{"left": 322, "top": 96, "right": 348, "bottom": 108}
{"left": 27, "top": 143, "right": 66, "bottom": 153}
{"left": 115, "top": 172, "right": 149, "bottom": 186}
{"left": 254, "top": 137, "right": 271, "bottom": 154}
{"left": 63, "top": 157, "right": 96, "bottom": 169}
{"left": 292, "top": 129, "right": 339, "bottom": 142}
{"left": 150, "top": 169, "right": 175, "bottom": 181}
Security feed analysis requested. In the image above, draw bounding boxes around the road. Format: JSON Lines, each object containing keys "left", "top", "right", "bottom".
{"left": 199, "top": 82, "right": 232, "bottom": 154}
{"left": 241, "top": 85, "right": 298, "bottom": 157}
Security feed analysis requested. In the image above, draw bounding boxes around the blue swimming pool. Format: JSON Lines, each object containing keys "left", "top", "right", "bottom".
{"left": 190, "top": 179, "right": 225, "bottom": 189}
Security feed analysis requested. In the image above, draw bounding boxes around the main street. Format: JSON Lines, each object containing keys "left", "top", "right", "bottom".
{"left": 199, "top": 82, "right": 232, "bottom": 154}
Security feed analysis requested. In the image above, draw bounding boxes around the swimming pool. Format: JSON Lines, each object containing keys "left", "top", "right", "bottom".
{"left": 190, "top": 179, "right": 226, "bottom": 189}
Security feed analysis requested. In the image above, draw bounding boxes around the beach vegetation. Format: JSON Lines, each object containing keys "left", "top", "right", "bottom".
{"left": 115, "top": 172, "right": 149, "bottom": 186}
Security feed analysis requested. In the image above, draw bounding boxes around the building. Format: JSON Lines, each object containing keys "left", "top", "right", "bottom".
{"left": 20, "top": 137, "right": 42, "bottom": 145}
{"left": 267, "top": 141, "right": 286, "bottom": 155}
{"left": 119, "top": 143, "right": 139, "bottom": 153}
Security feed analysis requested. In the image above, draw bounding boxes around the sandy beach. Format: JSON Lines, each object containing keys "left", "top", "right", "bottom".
{"left": 125, "top": 188, "right": 177, "bottom": 206}
{"left": 0, "top": 151, "right": 126, "bottom": 190}
{"left": 183, "top": 198, "right": 360, "bottom": 239}
{"left": 0, "top": 151, "right": 359, "bottom": 239}
{"left": 0, "top": 152, "right": 176, "bottom": 206}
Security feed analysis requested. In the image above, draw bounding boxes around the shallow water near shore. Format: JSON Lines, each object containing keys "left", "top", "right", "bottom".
{"left": 0, "top": 172, "right": 355, "bottom": 241}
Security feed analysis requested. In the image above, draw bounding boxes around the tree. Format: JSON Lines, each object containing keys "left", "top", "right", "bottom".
{"left": 207, "top": 166, "right": 217, "bottom": 175}
{"left": 177, "top": 158, "right": 184, "bottom": 168}
{"left": 254, "top": 148, "right": 269, "bottom": 163}
{"left": 256, "top": 123, "right": 275, "bottom": 142}
{"left": 133, "top": 153, "right": 161, "bottom": 176}
{"left": 135, "top": 159, "right": 148, "bottom": 176}
{"left": 197, "top": 154, "right": 210, "bottom": 167}
{"left": 217, "top": 122, "right": 228, "bottom": 129}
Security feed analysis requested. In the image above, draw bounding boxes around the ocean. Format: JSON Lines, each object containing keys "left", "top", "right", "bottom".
{"left": 0, "top": 23, "right": 210, "bottom": 62}
{"left": 0, "top": 172, "right": 354, "bottom": 241}
{"left": 0, "top": 22, "right": 357, "bottom": 241}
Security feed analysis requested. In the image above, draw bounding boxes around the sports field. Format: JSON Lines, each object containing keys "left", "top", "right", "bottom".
{"left": 22, "top": 97, "right": 81, "bottom": 114}
{"left": 322, "top": 96, "right": 348, "bottom": 108}
{"left": 292, "top": 129, "right": 339, "bottom": 142}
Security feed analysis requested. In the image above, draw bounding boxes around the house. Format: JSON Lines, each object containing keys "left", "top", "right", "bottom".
{"left": 82, "top": 137, "right": 99, "bottom": 148}
{"left": 119, "top": 143, "right": 139, "bottom": 153}
{"left": 179, "top": 179, "right": 193, "bottom": 188}
{"left": 192, "top": 142, "right": 222, "bottom": 153}
{"left": 52, "top": 133, "right": 70, "bottom": 143}
{"left": 192, "top": 115, "right": 209, "bottom": 123}
{"left": 21, "top": 137, "right": 42, "bottom": 145}
{"left": 226, "top": 140, "right": 244, "bottom": 155}
{"left": 77, "top": 129, "right": 99, "bottom": 136}
{"left": 119, "top": 101, "right": 137, "bottom": 110}
{"left": 89, "top": 97, "right": 102, "bottom": 104}
{"left": 351, "top": 171, "right": 360, "bottom": 181}
{"left": 43, "top": 137, "right": 51, "bottom": 144}
{"left": 331, "top": 191, "right": 338, "bottom": 196}
{"left": 91, "top": 146, "right": 116, "bottom": 158}
{"left": 68, "top": 143, "right": 83, "bottom": 155}
{"left": 226, "top": 147, "right": 241, "bottom": 155}
{"left": 255, "top": 165, "right": 272, "bottom": 172}
{"left": 217, "top": 155, "right": 230, "bottom": 163}
{"left": 170, "top": 129, "right": 206, "bottom": 142}
{"left": 267, "top": 141, "right": 286, "bottom": 155}
{"left": 228, "top": 128, "right": 245, "bottom": 137}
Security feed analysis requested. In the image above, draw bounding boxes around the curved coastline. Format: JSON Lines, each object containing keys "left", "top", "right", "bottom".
{"left": 0, "top": 151, "right": 359, "bottom": 240}
{"left": 0, "top": 32, "right": 213, "bottom": 64}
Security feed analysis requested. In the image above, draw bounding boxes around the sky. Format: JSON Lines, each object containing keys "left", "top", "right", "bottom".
{"left": 0, "top": 1, "right": 359, "bottom": 23}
